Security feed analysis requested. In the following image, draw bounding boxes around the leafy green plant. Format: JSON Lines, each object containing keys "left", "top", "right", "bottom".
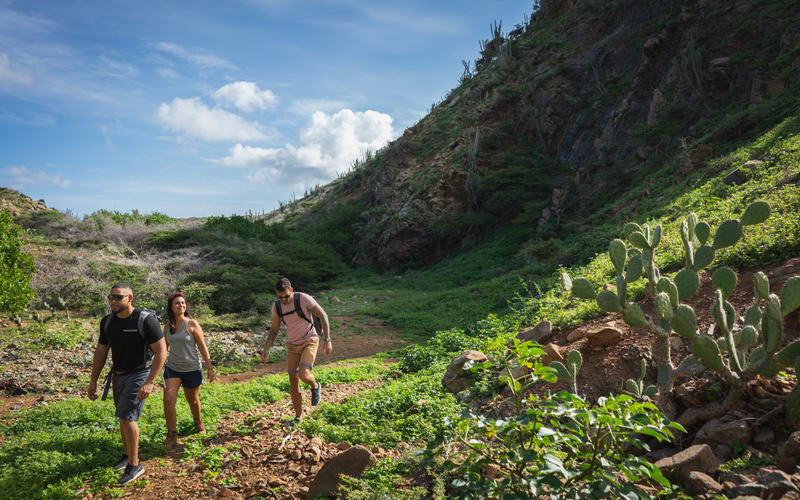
{"left": 425, "top": 338, "right": 682, "bottom": 499}
{"left": 0, "top": 208, "right": 36, "bottom": 316}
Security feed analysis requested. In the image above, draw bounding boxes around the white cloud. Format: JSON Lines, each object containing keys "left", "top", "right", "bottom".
{"left": 99, "top": 55, "right": 138, "bottom": 77}
{"left": 0, "top": 52, "right": 35, "bottom": 85}
{"left": 100, "top": 126, "right": 115, "bottom": 151}
{"left": 154, "top": 42, "right": 236, "bottom": 70}
{"left": 211, "top": 81, "right": 277, "bottom": 113}
{"left": 1, "top": 165, "right": 73, "bottom": 189}
{"left": 156, "top": 97, "right": 272, "bottom": 142}
{"left": 289, "top": 98, "right": 349, "bottom": 116}
{"left": 157, "top": 67, "right": 178, "bottom": 78}
{"left": 217, "top": 109, "right": 394, "bottom": 184}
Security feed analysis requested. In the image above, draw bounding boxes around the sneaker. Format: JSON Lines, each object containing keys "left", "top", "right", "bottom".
{"left": 194, "top": 417, "right": 205, "bottom": 434}
{"left": 112, "top": 454, "right": 128, "bottom": 471}
{"left": 162, "top": 431, "right": 178, "bottom": 447}
{"left": 118, "top": 463, "right": 144, "bottom": 485}
{"left": 286, "top": 416, "right": 301, "bottom": 428}
{"left": 311, "top": 381, "right": 322, "bottom": 406}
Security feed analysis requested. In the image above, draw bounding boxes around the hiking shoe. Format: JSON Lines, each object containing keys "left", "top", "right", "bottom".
{"left": 162, "top": 431, "right": 178, "bottom": 447}
{"left": 118, "top": 463, "right": 144, "bottom": 485}
{"left": 286, "top": 417, "right": 301, "bottom": 428}
{"left": 112, "top": 454, "right": 129, "bottom": 471}
{"left": 194, "top": 417, "right": 205, "bottom": 434}
{"left": 311, "top": 382, "right": 322, "bottom": 406}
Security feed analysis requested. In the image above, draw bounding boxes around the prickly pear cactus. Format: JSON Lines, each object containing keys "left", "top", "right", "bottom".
{"left": 559, "top": 201, "right": 798, "bottom": 427}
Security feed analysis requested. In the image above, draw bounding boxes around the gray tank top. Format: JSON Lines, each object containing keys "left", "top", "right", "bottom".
{"left": 165, "top": 321, "right": 202, "bottom": 372}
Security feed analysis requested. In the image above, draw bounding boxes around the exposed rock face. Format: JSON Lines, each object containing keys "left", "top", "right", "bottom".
{"left": 327, "top": 0, "right": 800, "bottom": 271}
{"left": 655, "top": 444, "right": 716, "bottom": 483}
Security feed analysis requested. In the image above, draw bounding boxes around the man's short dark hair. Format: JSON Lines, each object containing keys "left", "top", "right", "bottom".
{"left": 275, "top": 278, "right": 292, "bottom": 292}
{"left": 110, "top": 283, "right": 133, "bottom": 294}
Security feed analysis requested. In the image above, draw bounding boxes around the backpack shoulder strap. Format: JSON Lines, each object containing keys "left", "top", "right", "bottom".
{"left": 275, "top": 299, "right": 286, "bottom": 324}
{"left": 293, "top": 294, "right": 312, "bottom": 324}
{"left": 137, "top": 309, "right": 151, "bottom": 339}
{"left": 103, "top": 313, "right": 114, "bottom": 335}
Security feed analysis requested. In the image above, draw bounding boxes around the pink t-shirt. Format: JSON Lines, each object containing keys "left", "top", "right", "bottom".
{"left": 272, "top": 292, "right": 320, "bottom": 345}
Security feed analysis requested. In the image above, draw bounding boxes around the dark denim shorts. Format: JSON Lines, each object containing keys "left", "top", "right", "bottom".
{"left": 164, "top": 365, "right": 203, "bottom": 389}
{"left": 112, "top": 369, "right": 149, "bottom": 422}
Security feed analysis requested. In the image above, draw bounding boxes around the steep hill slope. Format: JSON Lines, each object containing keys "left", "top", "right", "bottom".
{"left": 288, "top": 0, "right": 800, "bottom": 271}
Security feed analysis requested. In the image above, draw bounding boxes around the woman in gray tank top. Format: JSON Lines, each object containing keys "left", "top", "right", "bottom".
{"left": 161, "top": 292, "right": 215, "bottom": 446}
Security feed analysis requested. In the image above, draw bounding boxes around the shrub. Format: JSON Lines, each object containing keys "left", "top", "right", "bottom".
{"left": 0, "top": 208, "right": 36, "bottom": 315}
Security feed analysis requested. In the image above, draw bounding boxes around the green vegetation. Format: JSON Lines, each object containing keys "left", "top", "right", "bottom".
{"left": 0, "top": 360, "right": 388, "bottom": 499}
{"left": 0, "top": 208, "right": 36, "bottom": 316}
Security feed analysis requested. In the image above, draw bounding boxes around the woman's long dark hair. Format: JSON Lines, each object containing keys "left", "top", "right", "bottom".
{"left": 166, "top": 292, "right": 192, "bottom": 334}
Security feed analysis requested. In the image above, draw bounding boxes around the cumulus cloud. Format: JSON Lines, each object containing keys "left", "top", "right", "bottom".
{"left": 1, "top": 165, "right": 73, "bottom": 189}
{"left": 217, "top": 109, "right": 394, "bottom": 184}
{"left": 211, "top": 81, "right": 277, "bottom": 113}
{"left": 156, "top": 97, "right": 271, "bottom": 142}
{"left": 154, "top": 42, "right": 236, "bottom": 70}
{"left": 0, "top": 52, "right": 35, "bottom": 85}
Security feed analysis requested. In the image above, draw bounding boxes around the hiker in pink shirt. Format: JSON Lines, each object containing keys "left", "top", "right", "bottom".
{"left": 261, "top": 277, "right": 332, "bottom": 426}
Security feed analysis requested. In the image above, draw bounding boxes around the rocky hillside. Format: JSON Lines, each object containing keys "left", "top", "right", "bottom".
{"left": 288, "top": 0, "right": 800, "bottom": 271}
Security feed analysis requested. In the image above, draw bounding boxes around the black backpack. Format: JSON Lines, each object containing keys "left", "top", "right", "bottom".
{"left": 274, "top": 293, "right": 322, "bottom": 339}
{"left": 100, "top": 308, "right": 162, "bottom": 400}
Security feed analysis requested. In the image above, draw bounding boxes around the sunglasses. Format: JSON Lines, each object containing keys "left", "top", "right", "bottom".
{"left": 277, "top": 293, "right": 291, "bottom": 300}
{"left": 108, "top": 294, "right": 128, "bottom": 302}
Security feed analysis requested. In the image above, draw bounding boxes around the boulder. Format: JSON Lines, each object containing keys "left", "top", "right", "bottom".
{"left": 515, "top": 321, "right": 554, "bottom": 345}
{"left": 693, "top": 419, "right": 751, "bottom": 448}
{"left": 753, "top": 426, "right": 775, "bottom": 446}
{"left": 307, "top": 445, "right": 376, "bottom": 499}
{"left": 441, "top": 350, "right": 488, "bottom": 393}
{"left": 541, "top": 344, "right": 564, "bottom": 367}
{"left": 757, "top": 470, "right": 798, "bottom": 498}
{"left": 655, "top": 444, "right": 716, "bottom": 483}
{"left": 567, "top": 329, "right": 588, "bottom": 342}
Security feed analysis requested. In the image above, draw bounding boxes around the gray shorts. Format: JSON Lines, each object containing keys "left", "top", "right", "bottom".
{"left": 112, "top": 369, "right": 149, "bottom": 422}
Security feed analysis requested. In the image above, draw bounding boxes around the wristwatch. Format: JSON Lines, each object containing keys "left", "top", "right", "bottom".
{"left": 323, "top": 337, "right": 332, "bottom": 342}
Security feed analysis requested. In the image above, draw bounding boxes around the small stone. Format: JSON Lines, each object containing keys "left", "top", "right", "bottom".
{"left": 585, "top": 327, "right": 622, "bottom": 339}
{"left": 337, "top": 441, "right": 351, "bottom": 451}
{"left": 220, "top": 488, "right": 235, "bottom": 498}
{"left": 777, "top": 456, "right": 797, "bottom": 474}
{"left": 782, "top": 431, "right": 800, "bottom": 458}
{"left": 655, "top": 444, "right": 717, "bottom": 483}
{"left": 687, "top": 471, "right": 723, "bottom": 495}
{"left": 291, "top": 449, "right": 303, "bottom": 460}
{"left": 753, "top": 426, "right": 775, "bottom": 445}
{"left": 541, "top": 344, "right": 565, "bottom": 366}
{"left": 566, "top": 329, "right": 588, "bottom": 342}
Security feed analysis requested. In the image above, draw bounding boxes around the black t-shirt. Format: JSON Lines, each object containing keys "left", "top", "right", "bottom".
{"left": 99, "top": 309, "right": 163, "bottom": 372}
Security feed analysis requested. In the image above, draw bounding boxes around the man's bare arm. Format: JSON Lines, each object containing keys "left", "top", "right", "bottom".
{"left": 310, "top": 305, "right": 330, "bottom": 338}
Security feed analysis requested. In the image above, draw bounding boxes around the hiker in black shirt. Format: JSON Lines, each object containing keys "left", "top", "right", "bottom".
{"left": 87, "top": 283, "right": 167, "bottom": 486}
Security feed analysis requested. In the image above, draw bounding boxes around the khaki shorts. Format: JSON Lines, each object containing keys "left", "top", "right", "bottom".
{"left": 286, "top": 338, "right": 319, "bottom": 374}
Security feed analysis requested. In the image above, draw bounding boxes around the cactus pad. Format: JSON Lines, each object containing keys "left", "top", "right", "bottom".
{"left": 695, "top": 222, "right": 711, "bottom": 246}
{"left": 550, "top": 361, "right": 571, "bottom": 380}
{"left": 692, "top": 335, "right": 725, "bottom": 371}
{"left": 782, "top": 276, "right": 800, "bottom": 316}
{"left": 623, "top": 222, "right": 643, "bottom": 238}
{"left": 625, "top": 379, "right": 640, "bottom": 395}
{"left": 739, "top": 325, "right": 759, "bottom": 351}
{"left": 766, "top": 294, "right": 783, "bottom": 323}
{"left": 562, "top": 273, "right": 572, "bottom": 291}
{"left": 786, "top": 384, "right": 800, "bottom": 426}
{"left": 622, "top": 303, "right": 649, "bottom": 328}
{"left": 693, "top": 245, "right": 715, "bottom": 271}
{"left": 712, "top": 267, "right": 738, "bottom": 300}
{"left": 567, "top": 350, "right": 583, "bottom": 374}
{"left": 643, "top": 385, "right": 658, "bottom": 398}
{"left": 609, "top": 239, "right": 627, "bottom": 274}
{"left": 655, "top": 292, "right": 674, "bottom": 320}
{"left": 675, "top": 268, "right": 700, "bottom": 300}
{"left": 712, "top": 292, "right": 735, "bottom": 334}
{"left": 743, "top": 306, "right": 762, "bottom": 329}
{"left": 680, "top": 221, "right": 690, "bottom": 247}
{"left": 651, "top": 224, "right": 662, "bottom": 248}
{"left": 624, "top": 254, "right": 643, "bottom": 283}
{"left": 740, "top": 200, "right": 771, "bottom": 227}
{"left": 570, "top": 278, "right": 597, "bottom": 300}
{"left": 755, "top": 272, "right": 770, "bottom": 301}
{"left": 712, "top": 220, "right": 743, "bottom": 250}
{"left": 597, "top": 290, "right": 623, "bottom": 313}
{"left": 670, "top": 304, "right": 698, "bottom": 339}
{"left": 657, "top": 278, "right": 679, "bottom": 308}
{"left": 629, "top": 231, "right": 650, "bottom": 249}
{"left": 776, "top": 340, "right": 800, "bottom": 368}
{"left": 762, "top": 315, "right": 783, "bottom": 355}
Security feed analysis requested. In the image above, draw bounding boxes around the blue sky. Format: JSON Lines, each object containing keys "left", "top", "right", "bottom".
{"left": 0, "top": 0, "right": 531, "bottom": 218}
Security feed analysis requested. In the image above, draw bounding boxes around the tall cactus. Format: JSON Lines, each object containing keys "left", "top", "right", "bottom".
{"left": 561, "top": 201, "right": 797, "bottom": 427}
